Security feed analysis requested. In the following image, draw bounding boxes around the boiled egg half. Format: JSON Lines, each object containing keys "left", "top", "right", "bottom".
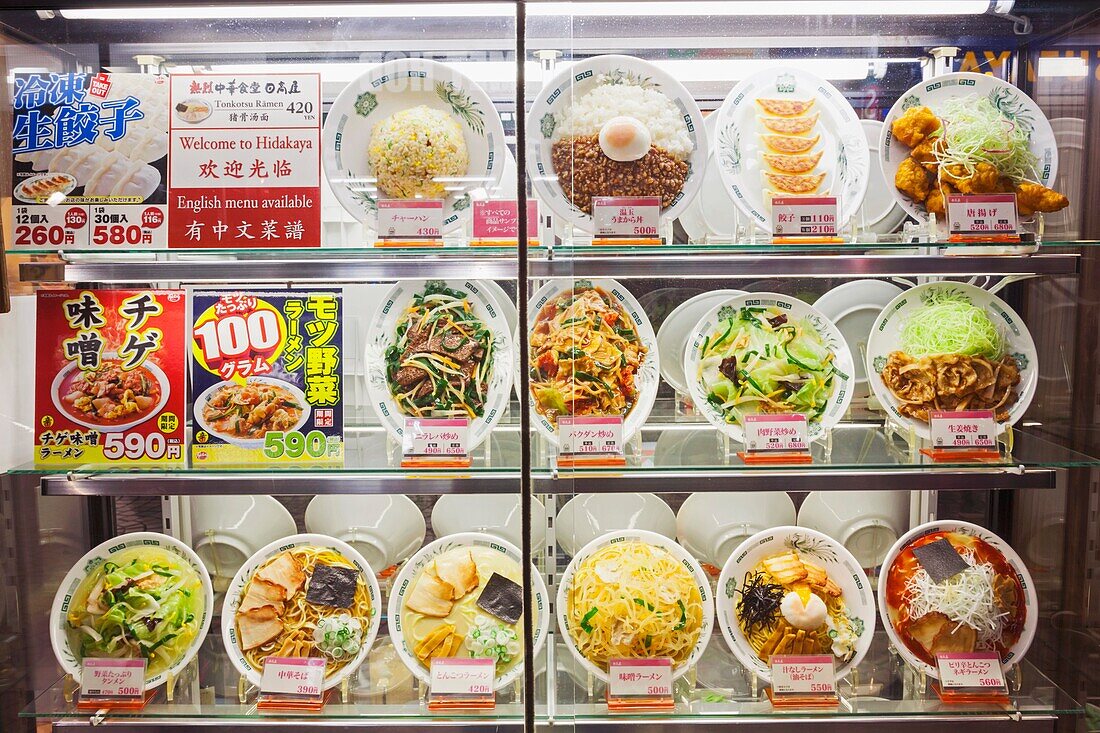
{"left": 598, "top": 116, "right": 652, "bottom": 162}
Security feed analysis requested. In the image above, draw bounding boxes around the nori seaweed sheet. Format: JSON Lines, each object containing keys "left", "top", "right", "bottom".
{"left": 305, "top": 563, "right": 359, "bottom": 608}
{"left": 476, "top": 572, "right": 523, "bottom": 624}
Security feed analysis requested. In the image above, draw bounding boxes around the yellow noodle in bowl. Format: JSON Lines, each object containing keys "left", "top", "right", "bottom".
{"left": 558, "top": 530, "right": 713, "bottom": 681}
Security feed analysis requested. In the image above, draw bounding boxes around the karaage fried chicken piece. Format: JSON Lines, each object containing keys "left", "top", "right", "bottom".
{"left": 942, "top": 162, "right": 1000, "bottom": 194}
{"left": 895, "top": 157, "right": 932, "bottom": 203}
{"left": 910, "top": 136, "right": 944, "bottom": 169}
{"left": 1015, "top": 181, "right": 1070, "bottom": 215}
{"left": 891, "top": 106, "right": 942, "bottom": 148}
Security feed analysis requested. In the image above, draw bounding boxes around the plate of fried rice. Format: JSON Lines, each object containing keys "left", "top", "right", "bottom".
{"left": 323, "top": 58, "right": 506, "bottom": 234}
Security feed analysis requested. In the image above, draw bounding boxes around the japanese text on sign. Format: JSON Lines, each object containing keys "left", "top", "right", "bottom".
{"left": 744, "top": 413, "right": 809, "bottom": 453}
{"left": 771, "top": 196, "right": 838, "bottom": 237}
{"left": 929, "top": 409, "right": 997, "bottom": 449}
{"left": 260, "top": 657, "right": 326, "bottom": 698}
{"left": 429, "top": 657, "right": 495, "bottom": 696}
{"left": 473, "top": 200, "right": 539, "bottom": 241}
{"left": 593, "top": 196, "right": 660, "bottom": 238}
{"left": 948, "top": 194, "right": 1019, "bottom": 235}
{"left": 770, "top": 655, "right": 836, "bottom": 695}
{"left": 403, "top": 417, "right": 470, "bottom": 457}
{"left": 936, "top": 652, "right": 1007, "bottom": 690}
{"left": 378, "top": 199, "right": 443, "bottom": 239}
{"left": 608, "top": 658, "right": 673, "bottom": 698}
{"left": 14, "top": 73, "right": 143, "bottom": 153}
{"left": 81, "top": 658, "right": 146, "bottom": 698}
{"left": 558, "top": 415, "right": 623, "bottom": 456}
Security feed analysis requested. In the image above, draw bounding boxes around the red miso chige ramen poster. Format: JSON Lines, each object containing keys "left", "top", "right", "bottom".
{"left": 35, "top": 289, "right": 186, "bottom": 467}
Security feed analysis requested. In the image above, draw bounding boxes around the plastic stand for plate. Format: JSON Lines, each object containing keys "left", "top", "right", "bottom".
{"left": 920, "top": 423, "right": 1013, "bottom": 464}
{"left": 604, "top": 658, "right": 675, "bottom": 712}
{"left": 730, "top": 428, "right": 816, "bottom": 466}
{"left": 375, "top": 238, "right": 444, "bottom": 248}
{"left": 555, "top": 428, "right": 637, "bottom": 469}
{"left": 73, "top": 670, "right": 163, "bottom": 713}
{"left": 673, "top": 390, "right": 699, "bottom": 419}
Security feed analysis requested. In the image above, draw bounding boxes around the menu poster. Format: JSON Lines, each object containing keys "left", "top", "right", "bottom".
{"left": 190, "top": 290, "right": 344, "bottom": 466}
{"left": 12, "top": 72, "right": 169, "bottom": 250}
{"left": 35, "top": 289, "right": 185, "bottom": 467}
{"left": 169, "top": 74, "right": 321, "bottom": 248}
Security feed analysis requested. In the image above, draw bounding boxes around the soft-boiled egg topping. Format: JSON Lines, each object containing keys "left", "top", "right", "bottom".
{"left": 598, "top": 116, "right": 652, "bottom": 162}
{"left": 780, "top": 590, "right": 828, "bottom": 631}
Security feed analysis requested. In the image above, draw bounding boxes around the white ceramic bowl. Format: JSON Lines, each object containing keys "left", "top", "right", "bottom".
{"left": 555, "top": 492, "right": 675, "bottom": 557}
{"left": 797, "top": 490, "right": 910, "bottom": 571}
{"left": 656, "top": 289, "right": 745, "bottom": 395}
{"left": 387, "top": 532, "right": 549, "bottom": 691}
{"left": 557, "top": 529, "right": 713, "bottom": 683}
{"left": 716, "top": 526, "right": 876, "bottom": 684}
{"left": 190, "top": 495, "right": 297, "bottom": 593}
{"left": 305, "top": 495, "right": 425, "bottom": 571}
{"left": 431, "top": 494, "right": 546, "bottom": 550}
{"left": 676, "top": 491, "right": 796, "bottom": 568}
{"left": 221, "top": 533, "right": 381, "bottom": 691}
{"left": 49, "top": 352, "right": 170, "bottom": 433}
{"left": 50, "top": 532, "right": 214, "bottom": 690}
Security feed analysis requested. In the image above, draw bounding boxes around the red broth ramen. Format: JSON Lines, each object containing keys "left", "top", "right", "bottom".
{"left": 883, "top": 530, "right": 1026, "bottom": 667}
{"left": 58, "top": 361, "right": 162, "bottom": 426}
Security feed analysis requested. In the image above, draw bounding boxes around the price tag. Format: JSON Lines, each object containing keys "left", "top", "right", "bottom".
{"left": 608, "top": 658, "right": 673, "bottom": 698}
{"left": 473, "top": 199, "right": 538, "bottom": 242}
{"left": 770, "top": 655, "right": 837, "bottom": 696}
{"left": 13, "top": 205, "right": 88, "bottom": 248}
{"left": 402, "top": 417, "right": 470, "bottom": 457}
{"left": 377, "top": 199, "right": 443, "bottom": 239}
{"left": 259, "top": 656, "right": 326, "bottom": 698}
{"left": 948, "top": 194, "right": 1018, "bottom": 236}
{"left": 429, "top": 657, "right": 495, "bottom": 696}
{"left": 80, "top": 659, "right": 145, "bottom": 699}
{"left": 592, "top": 196, "right": 660, "bottom": 239}
{"left": 771, "top": 196, "right": 838, "bottom": 238}
{"left": 743, "top": 414, "right": 809, "bottom": 453}
{"left": 558, "top": 415, "right": 623, "bottom": 456}
{"left": 929, "top": 409, "right": 997, "bottom": 449}
{"left": 937, "top": 652, "right": 1007, "bottom": 690}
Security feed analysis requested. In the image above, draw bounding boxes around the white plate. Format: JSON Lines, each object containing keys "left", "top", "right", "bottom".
{"left": 797, "top": 491, "right": 910, "bottom": 571}
{"left": 527, "top": 278, "right": 659, "bottom": 446}
{"left": 50, "top": 532, "right": 214, "bottom": 690}
{"left": 322, "top": 58, "right": 506, "bottom": 234}
{"left": 716, "top": 526, "right": 876, "bottom": 684}
{"left": 865, "top": 281, "right": 1038, "bottom": 440}
{"left": 877, "top": 520, "right": 1037, "bottom": 679}
{"left": 482, "top": 279, "right": 518, "bottom": 336}
{"left": 656, "top": 289, "right": 745, "bottom": 395}
{"left": 676, "top": 491, "right": 796, "bottom": 569}
{"left": 386, "top": 532, "right": 549, "bottom": 691}
{"left": 221, "top": 533, "right": 381, "bottom": 691}
{"left": 555, "top": 492, "right": 675, "bottom": 558}
{"left": 557, "top": 529, "right": 713, "bottom": 683}
{"left": 812, "top": 280, "right": 904, "bottom": 388}
{"left": 190, "top": 496, "right": 297, "bottom": 592}
{"left": 526, "top": 54, "right": 706, "bottom": 233}
{"left": 684, "top": 292, "right": 855, "bottom": 444}
{"left": 880, "top": 72, "right": 1058, "bottom": 222}
{"left": 50, "top": 352, "right": 171, "bottom": 433}
{"left": 715, "top": 66, "right": 869, "bottom": 233}
{"left": 431, "top": 494, "right": 546, "bottom": 550}
{"left": 365, "top": 280, "right": 514, "bottom": 452}
{"left": 194, "top": 376, "right": 310, "bottom": 449}
{"left": 699, "top": 111, "right": 741, "bottom": 238}
{"left": 305, "top": 495, "right": 425, "bottom": 571}
{"left": 14, "top": 171, "right": 77, "bottom": 203}
{"left": 859, "top": 119, "right": 908, "bottom": 234}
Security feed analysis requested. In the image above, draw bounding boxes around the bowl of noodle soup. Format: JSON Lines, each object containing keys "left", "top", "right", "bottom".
{"left": 221, "top": 533, "right": 380, "bottom": 691}
{"left": 557, "top": 529, "right": 713, "bottom": 683}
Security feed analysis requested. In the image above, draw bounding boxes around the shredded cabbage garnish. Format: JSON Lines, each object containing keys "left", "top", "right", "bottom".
{"left": 903, "top": 549, "right": 1007, "bottom": 647}
{"left": 932, "top": 94, "right": 1040, "bottom": 184}
{"left": 899, "top": 293, "right": 1004, "bottom": 359}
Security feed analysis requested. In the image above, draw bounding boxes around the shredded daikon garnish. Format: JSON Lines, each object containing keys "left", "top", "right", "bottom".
{"left": 903, "top": 549, "right": 1008, "bottom": 647}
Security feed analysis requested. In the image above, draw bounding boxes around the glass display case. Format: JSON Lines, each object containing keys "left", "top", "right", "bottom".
{"left": 1, "top": 2, "right": 1099, "bottom": 732}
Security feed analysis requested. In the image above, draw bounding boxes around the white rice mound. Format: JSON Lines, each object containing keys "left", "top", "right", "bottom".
{"left": 553, "top": 81, "right": 692, "bottom": 160}
{"left": 368, "top": 105, "right": 469, "bottom": 198}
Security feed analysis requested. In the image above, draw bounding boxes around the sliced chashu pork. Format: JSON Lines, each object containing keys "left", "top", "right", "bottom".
{"left": 255, "top": 552, "right": 305, "bottom": 599}
{"left": 239, "top": 578, "right": 286, "bottom": 614}
{"left": 434, "top": 550, "right": 479, "bottom": 599}
{"left": 237, "top": 605, "right": 284, "bottom": 650}
{"left": 406, "top": 570, "right": 455, "bottom": 617}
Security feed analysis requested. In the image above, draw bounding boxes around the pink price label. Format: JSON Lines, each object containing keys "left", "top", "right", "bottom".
{"left": 771, "top": 196, "right": 838, "bottom": 237}
{"left": 947, "top": 193, "right": 1018, "bottom": 235}
{"left": 81, "top": 658, "right": 146, "bottom": 698}
{"left": 430, "top": 657, "right": 495, "bottom": 696}
{"left": 403, "top": 417, "right": 470, "bottom": 457}
{"left": 592, "top": 196, "right": 660, "bottom": 238}
{"left": 260, "top": 656, "right": 326, "bottom": 698}
{"left": 936, "top": 652, "right": 1007, "bottom": 690}
{"left": 558, "top": 415, "right": 623, "bottom": 456}
{"left": 378, "top": 199, "right": 443, "bottom": 239}
{"left": 929, "top": 409, "right": 997, "bottom": 449}
{"left": 473, "top": 200, "right": 538, "bottom": 239}
{"left": 770, "top": 654, "right": 836, "bottom": 695}
{"left": 608, "top": 658, "right": 673, "bottom": 698}
{"left": 743, "top": 413, "right": 809, "bottom": 452}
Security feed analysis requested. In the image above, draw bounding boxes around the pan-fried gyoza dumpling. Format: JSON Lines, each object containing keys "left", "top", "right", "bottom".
{"left": 756, "top": 98, "right": 816, "bottom": 117}
{"left": 760, "top": 113, "right": 820, "bottom": 136}
{"left": 761, "top": 134, "right": 820, "bottom": 155}
{"left": 762, "top": 150, "right": 823, "bottom": 175}
{"left": 764, "top": 171, "right": 827, "bottom": 194}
